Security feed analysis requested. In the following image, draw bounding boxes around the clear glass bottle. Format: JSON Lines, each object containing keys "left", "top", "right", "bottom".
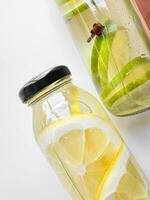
{"left": 19, "top": 66, "right": 149, "bottom": 200}
{"left": 54, "top": 0, "right": 150, "bottom": 116}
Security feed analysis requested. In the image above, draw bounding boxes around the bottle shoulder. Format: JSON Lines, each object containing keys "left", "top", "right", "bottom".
{"left": 32, "top": 83, "right": 110, "bottom": 138}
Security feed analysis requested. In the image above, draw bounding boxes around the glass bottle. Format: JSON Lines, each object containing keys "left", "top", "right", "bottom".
{"left": 19, "top": 66, "right": 149, "bottom": 200}
{"left": 54, "top": 0, "right": 150, "bottom": 116}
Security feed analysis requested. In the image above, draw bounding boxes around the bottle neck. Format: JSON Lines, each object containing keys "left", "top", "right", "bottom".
{"left": 27, "top": 76, "right": 72, "bottom": 105}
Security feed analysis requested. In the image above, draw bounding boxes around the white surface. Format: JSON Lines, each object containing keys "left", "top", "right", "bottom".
{"left": 0, "top": 0, "right": 150, "bottom": 199}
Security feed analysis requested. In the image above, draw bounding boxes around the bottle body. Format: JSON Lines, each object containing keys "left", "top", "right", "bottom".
{"left": 32, "top": 80, "right": 149, "bottom": 200}
{"left": 54, "top": 0, "right": 150, "bottom": 116}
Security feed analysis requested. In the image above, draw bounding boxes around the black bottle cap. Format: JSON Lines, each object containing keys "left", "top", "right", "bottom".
{"left": 19, "top": 65, "right": 71, "bottom": 103}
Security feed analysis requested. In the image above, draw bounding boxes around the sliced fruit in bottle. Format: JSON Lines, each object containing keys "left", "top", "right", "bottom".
{"left": 91, "top": 21, "right": 130, "bottom": 89}
{"left": 38, "top": 115, "right": 123, "bottom": 200}
{"left": 102, "top": 57, "right": 150, "bottom": 115}
{"left": 97, "top": 147, "right": 148, "bottom": 200}
{"left": 101, "top": 57, "right": 150, "bottom": 99}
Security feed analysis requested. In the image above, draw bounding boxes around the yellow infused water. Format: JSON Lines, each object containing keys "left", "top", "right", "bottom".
{"left": 38, "top": 114, "right": 148, "bottom": 200}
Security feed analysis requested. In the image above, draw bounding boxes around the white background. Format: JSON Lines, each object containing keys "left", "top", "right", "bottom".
{"left": 0, "top": 0, "right": 150, "bottom": 199}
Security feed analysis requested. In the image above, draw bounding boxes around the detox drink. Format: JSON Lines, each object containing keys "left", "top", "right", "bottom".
{"left": 19, "top": 66, "right": 149, "bottom": 200}
{"left": 55, "top": 0, "right": 150, "bottom": 116}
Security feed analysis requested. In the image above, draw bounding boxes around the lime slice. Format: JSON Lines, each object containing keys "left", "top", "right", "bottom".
{"left": 101, "top": 57, "right": 150, "bottom": 99}
{"left": 91, "top": 21, "right": 130, "bottom": 89}
{"left": 63, "top": 0, "right": 89, "bottom": 21}
{"left": 107, "top": 27, "right": 130, "bottom": 81}
{"left": 104, "top": 75, "right": 150, "bottom": 116}
{"left": 91, "top": 21, "right": 116, "bottom": 88}
{"left": 97, "top": 31, "right": 115, "bottom": 88}
{"left": 91, "top": 36, "right": 103, "bottom": 84}
{"left": 101, "top": 57, "right": 150, "bottom": 115}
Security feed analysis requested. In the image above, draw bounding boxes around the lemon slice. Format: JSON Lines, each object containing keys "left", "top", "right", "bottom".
{"left": 38, "top": 115, "right": 148, "bottom": 199}
{"left": 38, "top": 114, "right": 121, "bottom": 150}
{"left": 38, "top": 114, "right": 123, "bottom": 199}
{"left": 62, "top": 0, "right": 89, "bottom": 21}
{"left": 97, "top": 147, "right": 148, "bottom": 200}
